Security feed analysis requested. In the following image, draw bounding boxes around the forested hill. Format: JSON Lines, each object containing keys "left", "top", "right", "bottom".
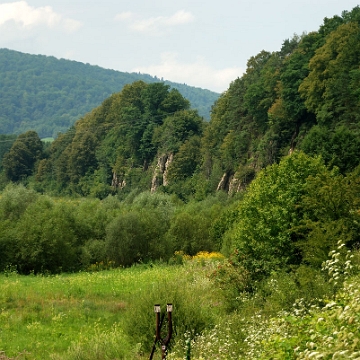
{"left": 0, "top": 48, "right": 219, "bottom": 137}
{"left": 2, "top": 6, "right": 360, "bottom": 201}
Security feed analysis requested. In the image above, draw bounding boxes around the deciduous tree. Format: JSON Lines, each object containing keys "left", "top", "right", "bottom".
{"left": 3, "top": 131, "right": 43, "bottom": 182}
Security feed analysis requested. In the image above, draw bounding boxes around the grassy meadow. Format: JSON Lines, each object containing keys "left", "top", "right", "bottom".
{"left": 0, "top": 257, "right": 225, "bottom": 360}
{"left": 1, "top": 250, "right": 360, "bottom": 360}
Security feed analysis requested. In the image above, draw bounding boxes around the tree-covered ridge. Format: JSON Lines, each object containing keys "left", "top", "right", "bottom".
{"left": 17, "top": 81, "right": 204, "bottom": 198}
{"left": 204, "top": 5, "right": 360, "bottom": 190}
{"left": 0, "top": 48, "right": 219, "bottom": 137}
{"left": 3, "top": 6, "right": 360, "bottom": 200}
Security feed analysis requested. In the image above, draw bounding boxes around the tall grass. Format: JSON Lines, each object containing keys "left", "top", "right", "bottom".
{"left": 0, "top": 259, "right": 224, "bottom": 359}
{"left": 2, "top": 249, "right": 359, "bottom": 359}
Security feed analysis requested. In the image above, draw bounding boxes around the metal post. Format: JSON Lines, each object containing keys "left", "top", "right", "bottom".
{"left": 150, "top": 305, "right": 164, "bottom": 360}
{"left": 151, "top": 303, "right": 173, "bottom": 360}
{"left": 154, "top": 304, "right": 161, "bottom": 342}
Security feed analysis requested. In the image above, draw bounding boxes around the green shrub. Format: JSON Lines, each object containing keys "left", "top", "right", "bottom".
{"left": 122, "top": 264, "right": 219, "bottom": 354}
{"left": 16, "top": 197, "right": 79, "bottom": 273}
{"left": 209, "top": 255, "right": 251, "bottom": 311}
{"left": 130, "top": 191, "right": 178, "bottom": 211}
{"left": 0, "top": 183, "right": 38, "bottom": 221}
{"left": 73, "top": 198, "right": 114, "bottom": 245}
{"left": 165, "top": 196, "right": 226, "bottom": 256}
{"left": 105, "top": 209, "right": 171, "bottom": 266}
{"left": 166, "top": 212, "right": 204, "bottom": 255}
{"left": 231, "top": 152, "right": 327, "bottom": 280}
{"left": 254, "top": 266, "right": 332, "bottom": 316}
{"left": 80, "top": 239, "right": 107, "bottom": 269}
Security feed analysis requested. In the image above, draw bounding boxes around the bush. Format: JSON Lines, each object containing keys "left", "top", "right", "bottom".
{"left": 0, "top": 183, "right": 38, "bottom": 221}
{"left": 165, "top": 196, "right": 226, "bottom": 256}
{"left": 105, "top": 209, "right": 171, "bottom": 266}
{"left": 73, "top": 197, "right": 114, "bottom": 245}
{"left": 255, "top": 266, "right": 332, "bottom": 316}
{"left": 15, "top": 197, "right": 79, "bottom": 273}
{"left": 122, "top": 264, "right": 219, "bottom": 354}
{"left": 209, "top": 255, "right": 251, "bottom": 311}
{"left": 231, "top": 152, "right": 326, "bottom": 280}
{"left": 0, "top": 220, "right": 18, "bottom": 271}
{"left": 80, "top": 239, "right": 107, "bottom": 269}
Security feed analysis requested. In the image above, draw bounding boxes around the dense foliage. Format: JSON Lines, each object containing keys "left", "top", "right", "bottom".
{"left": 6, "top": 81, "right": 205, "bottom": 199}
{"left": 0, "top": 48, "right": 219, "bottom": 137}
{"left": 2, "top": 6, "right": 359, "bottom": 199}
{"left": 2, "top": 131, "right": 43, "bottom": 182}
{"left": 202, "top": 6, "right": 360, "bottom": 194}
{"left": 1, "top": 7, "right": 360, "bottom": 268}
{"left": 0, "top": 184, "right": 230, "bottom": 273}
{"left": 0, "top": 134, "right": 16, "bottom": 169}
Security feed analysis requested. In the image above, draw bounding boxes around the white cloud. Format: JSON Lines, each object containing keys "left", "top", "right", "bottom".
{"left": 0, "top": 1, "right": 82, "bottom": 32}
{"left": 163, "top": 10, "right": 195, "bottom": 26}
{"left": 132, "top": 53, "right": 244, "bottom": 93}
{"left": 62, "top": 18, "right": 82, "bottom": 33}
{"left": 115, "top": 10, "right": 194, "bottom": 34}
{"left": 114, "top": 11, "right": 133, "bottom": 21}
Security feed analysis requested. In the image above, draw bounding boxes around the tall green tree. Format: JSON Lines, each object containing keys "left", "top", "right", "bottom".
{"left": 296, "top": 167, "right": 360, "bottom": 267}
{"left": 0, "top": 134, "right": 16, "bottom": 169}
{"left": 16, "top": 197, "right": 79, "bottom": 273}
{"left": 166, "top": 135, "right": 202, "bottom": 182}
{"left": 154, "top": 110, "right": 203, "bottom": 153}
{"left": 299, "top": 22, "right": 360, "bottom": 124}
{"left": 230, "top": 152, "right": 326, "bottom": 281}
{"left": 105, "top": 210, "right": 169, "bottom": 266}
{"left": 300, "top": 125, "right": 360, "bottom": 173}
{"left": 269, "top": 32, "right": 320, "bottom": 148}
{"left": 2, "top": 131, "right": 43, "bottom": 182}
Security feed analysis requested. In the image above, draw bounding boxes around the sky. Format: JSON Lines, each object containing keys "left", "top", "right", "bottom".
{"left": 0, "top": 0, "right": 359, "bottom": 93}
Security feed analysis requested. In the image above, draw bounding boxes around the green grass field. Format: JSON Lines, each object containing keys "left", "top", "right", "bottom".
{"left": 1, "top": 254, "right": 359, "bottom": 359}
{"left": 0, "top": 259, "right": 224, "bottom": 359}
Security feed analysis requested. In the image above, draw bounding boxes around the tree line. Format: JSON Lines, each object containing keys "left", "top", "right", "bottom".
{"left": 1, "top": 150, "right": 359, "bottom": 293}
{"left": 0, "top": 183, "right": 228, "bottom": 273}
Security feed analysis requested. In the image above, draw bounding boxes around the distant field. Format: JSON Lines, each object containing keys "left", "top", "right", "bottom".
{"left": 41, "top": 137, "right": 54, "bottom": 143}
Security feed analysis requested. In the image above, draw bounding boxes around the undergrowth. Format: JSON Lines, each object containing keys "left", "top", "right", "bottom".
{"left": 168, "top": 243, "right": 360, "bottom": 359}
{"left": 1, "top": 247, "right": 359, "bottom": 359}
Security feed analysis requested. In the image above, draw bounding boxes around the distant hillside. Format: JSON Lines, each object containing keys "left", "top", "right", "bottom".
{"left": 0, "top": 49, "right": 219, "bottom": 138}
